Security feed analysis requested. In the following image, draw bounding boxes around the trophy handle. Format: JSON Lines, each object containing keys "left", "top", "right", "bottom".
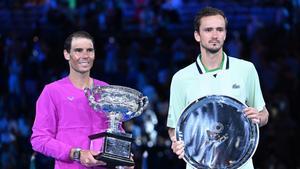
{"left": 137, "top": 96, "right": 149, "bottom": 113}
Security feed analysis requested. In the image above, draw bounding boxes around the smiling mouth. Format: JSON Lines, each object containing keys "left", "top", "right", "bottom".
{"left": 79, "top": 61, "right": 89, "bottom": 64}
{"left": 79, "top": 62, "right": 90, "bottom": 66}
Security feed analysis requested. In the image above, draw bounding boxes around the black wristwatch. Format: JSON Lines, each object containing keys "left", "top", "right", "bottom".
{"left": 73, "top": 148, "right": 81, "bottom": 161}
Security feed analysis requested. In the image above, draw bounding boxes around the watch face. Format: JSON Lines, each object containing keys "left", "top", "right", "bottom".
{"left": 176, "top": 95, "right": 259, "bottom": 169}
{"left": 73, "top": 149, "right": 81, "bottom": 161}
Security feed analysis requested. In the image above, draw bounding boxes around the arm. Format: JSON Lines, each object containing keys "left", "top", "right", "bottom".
{"left": 167, "top": 74, "right": 186, "bottom": 159}
{"left": 168, "top": 127, "right": 176, "bottom": 139}
{"left": 245, "top": 63, "right": 269, "bottom": 127}
{"left": 31, "top": 86, "right": 73, "bottom": 162}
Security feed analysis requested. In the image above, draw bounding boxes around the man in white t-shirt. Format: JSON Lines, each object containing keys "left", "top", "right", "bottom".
{"left": 167, "top": 6, "right": 269, "bottom": 169}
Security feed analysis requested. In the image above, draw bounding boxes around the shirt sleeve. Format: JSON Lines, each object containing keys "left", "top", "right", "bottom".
{"left": 31, "top": 85, "right": 72, "bottom": 162}
{"left": 245, "top": 63, "right": 265, "bottom": 111}
{"left": 167, "top": 74, "right": 186, "bottom": 128}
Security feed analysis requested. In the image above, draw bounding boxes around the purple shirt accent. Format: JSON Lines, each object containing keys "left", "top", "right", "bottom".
{"left": 31, "top": 77, "right": 112, "bottom": 169}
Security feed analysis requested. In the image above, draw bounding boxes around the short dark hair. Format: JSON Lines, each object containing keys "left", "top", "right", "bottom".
{"left": 64, "top": 31, "right": 94, "bottom": 53}
{"left": 193, "top": 6, "right": 228, "bottom": 32}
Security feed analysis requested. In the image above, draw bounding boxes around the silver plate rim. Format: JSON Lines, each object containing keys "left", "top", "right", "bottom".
{"left": 175, "top": 95, "right": 259, "bottom": 169}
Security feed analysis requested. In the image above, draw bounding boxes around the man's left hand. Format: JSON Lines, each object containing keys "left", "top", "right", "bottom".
{"left": 243, "top": 107, "right": 260, "bottom": 125}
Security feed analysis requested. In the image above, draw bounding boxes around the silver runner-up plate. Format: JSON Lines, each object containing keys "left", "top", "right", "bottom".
{"left": 175, "top": 95, "right": 259, "bottom": 169}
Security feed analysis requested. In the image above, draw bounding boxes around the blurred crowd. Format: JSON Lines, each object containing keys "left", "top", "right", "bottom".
{"left": 0, "top": 0, "right": 299, "bottom": 169}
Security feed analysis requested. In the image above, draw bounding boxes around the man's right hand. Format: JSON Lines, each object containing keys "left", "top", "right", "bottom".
{"left": 170, "top": 136, "right": 185, "bottom": 159}
{"left": 71, "top": 149, "right": 106, "bottom": 167}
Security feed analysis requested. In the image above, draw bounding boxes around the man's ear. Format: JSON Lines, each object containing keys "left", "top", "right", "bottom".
{"left": 194, "top": 31, "right": 200, "bottom": 42}
{"left": 64, "top": 50, "right": 70, "bottom": 60}
{"left": 224, "top": 30, "right": 227, "bottom": 41}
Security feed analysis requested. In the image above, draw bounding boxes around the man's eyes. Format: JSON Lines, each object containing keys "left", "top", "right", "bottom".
{"left": 216, "top": 28, "right": 225, "bottom": 31}
{"left": 205, "top": 28, "right": 213, "bottom": 32}
{"left": 73, "top": 48, "right": 94, "bottom": 53}
{"left": 87, "top": 48, "right": 95, "bottom": 52}
{"left": 204, "top": 28, "right": 224, "bottom": 32}
{"left": 74, "top": 48, "right": 83, "bottom": 52}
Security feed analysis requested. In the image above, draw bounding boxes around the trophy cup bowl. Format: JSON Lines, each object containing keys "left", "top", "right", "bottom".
{"left": 84, "top": 85, "right": 148, "bottom": 167}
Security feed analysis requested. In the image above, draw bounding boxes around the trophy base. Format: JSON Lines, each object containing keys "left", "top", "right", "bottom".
{"left": 94, "top": 152, "right": 135, "bottom": 167}
{"left": 89, "top": 131, "right": 134, "bottom": 167}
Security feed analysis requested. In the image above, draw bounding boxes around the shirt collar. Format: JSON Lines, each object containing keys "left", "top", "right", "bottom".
{"left": 196, "top": 52, "right": 229, "bottom": 74}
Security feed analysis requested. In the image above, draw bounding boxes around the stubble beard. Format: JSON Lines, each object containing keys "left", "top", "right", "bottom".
{"left": 201, "top": 42, "right": 223, "bottom": 54}
{"left": 70, "top": 62, "right": 93, "bottom": 75}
